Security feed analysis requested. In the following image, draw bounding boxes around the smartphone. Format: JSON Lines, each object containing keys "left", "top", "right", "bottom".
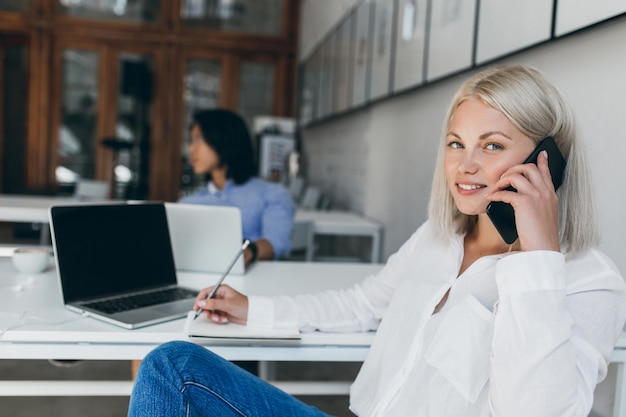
{"left": 485, "top": 136, "right": 567, "bottom": 244}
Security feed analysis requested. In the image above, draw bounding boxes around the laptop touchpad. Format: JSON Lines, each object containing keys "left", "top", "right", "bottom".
{"left": 152, "top": 300, "right": 194, "bottom": 315}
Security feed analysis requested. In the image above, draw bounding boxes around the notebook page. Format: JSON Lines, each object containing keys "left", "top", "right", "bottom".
{"left": 184, "top": 311, "right": 301, "bottom": 342}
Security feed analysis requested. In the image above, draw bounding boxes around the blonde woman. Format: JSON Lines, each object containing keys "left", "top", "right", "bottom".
{"left": 129, "top": 65, "right": 626, "bottom": 417}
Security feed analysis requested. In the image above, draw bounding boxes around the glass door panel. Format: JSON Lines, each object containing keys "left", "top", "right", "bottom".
{"left": 113, "top": 53, "right": 154, "bottom": 200}
{"left": 180, "top": 59, "right": 221, "bottom": 195}
{"left": 237, "top": 60, "right": 276, "bottom": 181}
{"left": 58, "top": 0, "right": 161, "bottom": 23}
{"left": 58, "top": 49, "right": 99, "bottom": 187}
{"left": 237, "top": 61, "right": 274, "bottom": 130}
{"left": 181, "top": 0, "right": 282, "bottom": 35}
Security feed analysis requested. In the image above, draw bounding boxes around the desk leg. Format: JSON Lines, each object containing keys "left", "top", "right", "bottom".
{"left": 614, "top": 360, "right": 626, "bottom": 417}
{"left": 40, "top": 223, "right": 50, "bottom": 245}
{"left": 305, "top": 228, "right": 315, "bottom": 262}
{"left": 259, "top": 361, "right": 276, "bottom": 380}
{"left": 370, "top": 232, "right": 381, "bottom": 263}
{"left": 611, "top": 350, "right": 626, "bottom": 417}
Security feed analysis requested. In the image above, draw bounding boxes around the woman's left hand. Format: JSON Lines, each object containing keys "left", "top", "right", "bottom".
{"left": 486, "top": 150, "right": 561, "bottom": 252}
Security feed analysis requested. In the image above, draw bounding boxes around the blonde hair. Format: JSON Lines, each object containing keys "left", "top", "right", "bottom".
{"left": 428, "top": 65, "right": 597, "bottom": 254}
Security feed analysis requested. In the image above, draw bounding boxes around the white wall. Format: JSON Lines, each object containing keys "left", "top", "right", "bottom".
{"left": 298, "top": 0, "right": 359, "bottom": 60}
{"left": 300, "top": 11, "right": 626, "bottom": 275}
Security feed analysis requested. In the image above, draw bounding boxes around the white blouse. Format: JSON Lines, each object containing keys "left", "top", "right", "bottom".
{"left": 247, "top": 221, "right": 626, "bottom": 417}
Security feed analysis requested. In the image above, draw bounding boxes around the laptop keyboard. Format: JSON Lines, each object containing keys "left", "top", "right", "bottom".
{"left": 83, "top": 287, "right": 198, "bottom": 314}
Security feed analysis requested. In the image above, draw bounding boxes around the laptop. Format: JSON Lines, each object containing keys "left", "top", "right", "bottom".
{"left": 49, "top": 203, "right": 198, "bottom": 329}
{"left": 165, "top": 203, "right": 245, "bottom": 275}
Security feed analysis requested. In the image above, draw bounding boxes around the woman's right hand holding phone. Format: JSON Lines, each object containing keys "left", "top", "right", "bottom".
{"left": 489, "top": 150, "right": 561, "bottom": 252}
{"left": 194, "top": 285, "right": 249, "bottom": 325}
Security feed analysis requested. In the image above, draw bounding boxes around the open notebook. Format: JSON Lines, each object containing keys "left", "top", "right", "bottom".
{"left": 183, "top": 311, "right": 300, "bottom": 344}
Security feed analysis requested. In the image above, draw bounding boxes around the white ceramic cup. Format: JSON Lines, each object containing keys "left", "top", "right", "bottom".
{"left": 12, "top": 247, "right": 51, "bottom": 274}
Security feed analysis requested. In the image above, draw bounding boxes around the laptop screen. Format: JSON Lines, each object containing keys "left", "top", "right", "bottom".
{"left": 50, "top": 203, "right": 178, "bottom": 303}
{"left": 165, "top": 203, "right": 244, "bottom": 274}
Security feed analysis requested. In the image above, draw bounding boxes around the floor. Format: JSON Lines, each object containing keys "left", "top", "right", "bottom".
{"left": 1, "top": 361, "right": 621, "bottom": 417}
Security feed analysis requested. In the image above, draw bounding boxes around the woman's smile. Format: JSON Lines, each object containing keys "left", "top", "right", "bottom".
{"left": 456, "top": 182, "right": 487, "bottom": 192}
{"left": 444, "top": 99, "right": 535, "bottom": 216}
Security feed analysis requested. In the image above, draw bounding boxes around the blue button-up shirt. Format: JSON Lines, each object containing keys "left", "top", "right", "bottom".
{"left": 179, "top": 178, "right": 295, "bottom": 259}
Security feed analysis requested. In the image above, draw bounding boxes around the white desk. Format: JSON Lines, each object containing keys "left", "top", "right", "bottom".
{"left": 295, "top": 210, "right": 382, "bottom": 263}
{"left": 0, "top": 195, "right": 73, "bottom": 223}
{"left": 0, "top": 197, "right": 384, "bottom": 263}
{"left": 2, "top": 258, "right": 626, "bottom": 416}
{"left": 0, "top": 195, "right": 112, "bottom": 244}
{"left": 0, "top": 258, "right": 382, "bottom": 397}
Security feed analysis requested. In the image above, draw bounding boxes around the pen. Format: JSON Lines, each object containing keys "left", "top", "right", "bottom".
{"left": 193, "top": 239, "right": 250, "bottom": 320}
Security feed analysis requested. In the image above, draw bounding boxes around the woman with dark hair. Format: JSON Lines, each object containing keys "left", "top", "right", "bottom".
{"left": 179, "top": 109, "right": 294, "bottom": 265}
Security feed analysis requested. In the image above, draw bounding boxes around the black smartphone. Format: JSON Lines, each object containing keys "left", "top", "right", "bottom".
{"left": 485, "top": 136, "right": 567, "bottom": 244}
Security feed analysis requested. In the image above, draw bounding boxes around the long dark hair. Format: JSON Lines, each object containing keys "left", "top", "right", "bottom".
{"left": 192, "top": 109, "right": 256, "bottom": 184}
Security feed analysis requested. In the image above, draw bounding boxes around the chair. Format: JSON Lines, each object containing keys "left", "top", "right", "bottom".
{"left": 299, "top": 186, "right": 321, "bottom": 210}
{"left": 287, "top": 220, "right": 314, "bottom": 261}
{"left": 286, "top": 176, "right": 305, "bottom": 204}
{"left": 73, "top": 179, "right": 110, "bottom": 200}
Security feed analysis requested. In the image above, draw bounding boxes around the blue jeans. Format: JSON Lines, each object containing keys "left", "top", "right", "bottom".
{"left": 128, "top": 341, "right": 337, "bottom": 417}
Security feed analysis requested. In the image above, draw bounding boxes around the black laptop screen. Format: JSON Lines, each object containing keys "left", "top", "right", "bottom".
{"left": 50, "top": 203, "right": 178, "bottom": 303}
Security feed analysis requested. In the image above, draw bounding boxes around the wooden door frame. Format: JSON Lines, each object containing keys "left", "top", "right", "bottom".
{"left": 0, "top": 35, "right": 30, "bottom": 193}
